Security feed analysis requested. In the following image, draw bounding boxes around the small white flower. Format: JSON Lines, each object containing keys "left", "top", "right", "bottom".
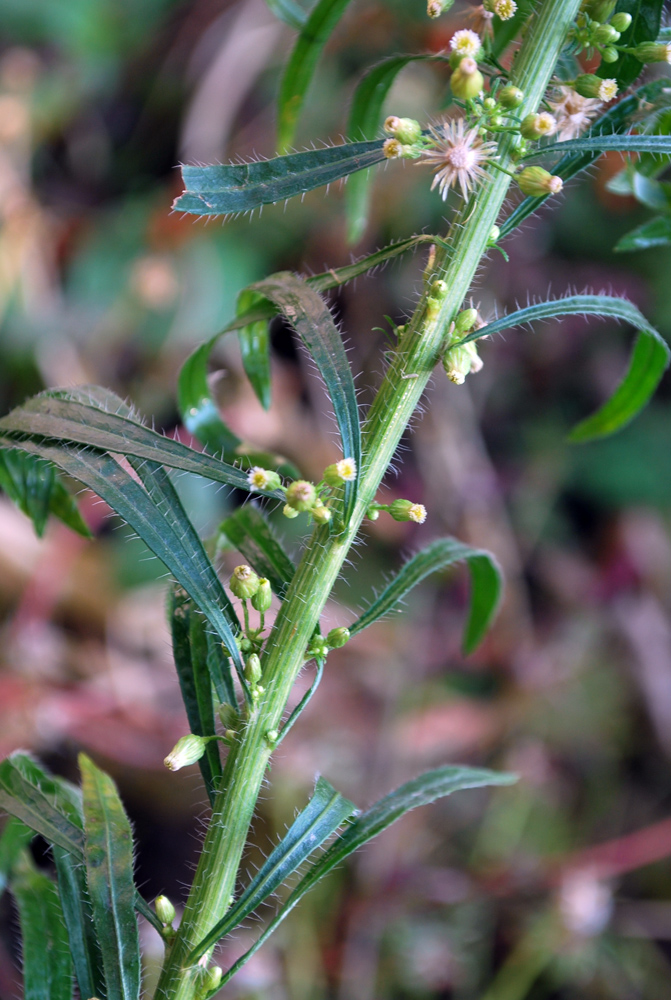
{"left": 450, "top": 29, "right": 482, "bottom": 58}
{"left": 598, "top": 79, "right": 618, "bottom": 102}
{"left": 421, "top": 119, "right": 496, "bottom": 200}
{"left": 336, "top": 457, "right": 357, "bottom": 482}
{"left": 535, "top": 112, "right": 557, "bottom": 137}
{"left": 408, "top": 504, "right": 427, "bottom": 524}
{"left": 248, "top": 466, "right": 271, "bottom": 490}
{"left": 494, "top": 0, "right": 517, "bottom": 19}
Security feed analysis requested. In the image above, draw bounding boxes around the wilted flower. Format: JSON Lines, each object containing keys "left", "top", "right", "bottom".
{"left": 547, "top": 86, "right": 602, "bottom": 141}
{"left": 421, "top": 119, "right": 496, "bottom": 200}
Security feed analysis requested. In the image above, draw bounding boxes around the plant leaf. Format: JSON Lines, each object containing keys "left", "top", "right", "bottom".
{"left": 80, "top": 753, "right": 140, "bottom": 1000}
{"left": 615, "top": 214, "right": 671, "bottom": 251}
{"left": 0, "top": 816, "right": 34, "bottom": 895}
{"left": 251, "top": 272, "right": 361, "bottom": 525}
{"left": 169, "top": 585, "right": 227, "bottom": 805}
{"left": 265, "top": 0, "right": 307, "bottom": 29}
{"left": 53, "top": 845, "right": 105, "bottom": 1000}
{"left": 189, "top": 776, "right": 357, "bottom": 962}
{"left": 278, "top": 0, "right": 354, "bottom": 150}
{"left": 461, "top": 294, "right": 670, "bottom": 441}
{"left": 597, "top": 0, "right": 664, "bottom": 88}
{"left": 500, "top": 80, "right": 668, "bottom": 238}
{"left": 238, "top": 288, "right": 272, "bottom": 410}
{"left": 523, "top": 133, "right": 671, "bottom": 159}
{"left": 174, "top": 141, "right": 385, "bottom": 217}
{"left": 11, "top": 852, "right": 72, "bottom": 1000}
{"left": 216, "top": 766, "right": 516, "bottom": 991}
{"left": 219, "top": 504, "right": 296, "bottom": 599}
{"left": 345, "top": 55, "right": 446, "bottom": 243}
{"left": 0, "top": 752, "right": 84, "bottom": 856}
{"left": 349, "top": 538, "right": 502, "bottom": 655}
{"left": 0, "top": 448, "right": 90, "bottom": 538}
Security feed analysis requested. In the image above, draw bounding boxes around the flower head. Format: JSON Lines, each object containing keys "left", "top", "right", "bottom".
{"left": 493, "top": 0, "right": 517, "bottom": 19}
{"left": 450, "top": 29, "right": 482, "bottom": 58}
{"left": 547, "top": 86, "right": 602, "bottom": 141}
{"left": 247, "top": 466, "right": 281, "bottom": 491}
{"left": 598, "top": 79, "right": 618, "bottom": 102}
{"left": 388, "top": 499, "right": 428, "bottom": 524}
{"left": 164, "top": 734, "right": 208, "bottom": 771}
{"left": 230, "top": 564, "right": 261, "bottom": 599}
{"left": 421, "top": 119, "right": 496, "bottom": 201}
{"left": 285, "top": 479, "right": 317, "bottom": 511}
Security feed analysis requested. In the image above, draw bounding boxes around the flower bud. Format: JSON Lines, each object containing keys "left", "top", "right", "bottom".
{"left": 594, "top": 23, "right": 620, "bottom": 43}
{"left": 200, "top": 967, "right": 222, "bottom": 995}
{"left": 517, "top": 166, "right": 563, "bottom": 197}
{"left": 499, "top": 84, "right": 524, "bottom": 108}
{"left": 247, "top": 466, "right": 282, "bottom": 492}
{"left": 519, "top": 112, "right": 557, "bottom": 139}
{"left": 311, "top": 501, "right": 332, "bottom": 525}
{"left": 455, "top": 307, "right": 478, "bottom": 333}
{"left": 164, "top": 734, "right": 208, "bottom": 771}
{"left": 427, "top": 0, "right": 455, "bottom": 16}
{"left": 327, "top": 626, "right": 350, "bottom": 649}
{"left": 285, "top": 480, "right": 317, "bottom": 512}
{"left": 388, "top": 499, "right": 428, "bottom": 524}
{"left": 283, "top": 503, "right": 299, "bottom": 518}
{"left": 488, "top": 224, "right": 501, "bottom": 243}
{"left": 244, "top": 653, "right": 262, "bottom": 685}
{"left": 323, "top": 457, "right": 357, "bottom": 487}
{"left": 307, "top": 633, "right": 329, "bottom": 658}
{"left": 633, "top": 41, "right": 671, "bottom": 64}
{"left": 366, "top": 506, "right": 380, "bottom": 521}
{"left": 610, "top": 12, "right": 632, "bottom": 32}
{"left": 585, "top": 0, "right": 615, "bottom": 21}
{"left": 383, "top": 116, "right": 422, "bottom": 144}
{"left": 251, "top": 577, "right": 272, "bottom": 613}
{"left": 450, "top": 58, "right": 484, "bottom": 101}
{"left": 601, "top": 45, "right": 620, "bottom": 62}
{"left": 443, "top": 341, "right": 483, "bottom": 383}
{"left": 155, "top": 895, "right": 176, "bottom": 926}
{"left": 218, "top": 702, "right": 239, "bottom": 730}
{"left": 230, "top": 564, "right": 260, "bottom": 600}
{"left": 574, "top": 74, "right": 617, "bottom": 101}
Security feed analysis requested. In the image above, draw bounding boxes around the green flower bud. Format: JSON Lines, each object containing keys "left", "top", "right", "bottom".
{"left": 164, "top": 734, "right": 208, "bottom": 771}
{"left": 155, "top": 895, "right": 176, "bottom": 926}
{"left": 633, "top": 41, "right": 671, "bottom": 64}
{"left": 594, "top": 23, "right": 619, "bottom": 43}
{"left": 601, "top": 45, "right": 620, "bottom": 62}
{"left": 574, "top": 74, "right": 617, "bottom": 101}
{"left": 488, "top": 224, "right": 501, "bottom": 243}
{"left": 366, "top": 506, "right": 380, "bottom": 521}
{"left": 283, "top": 503, "right": 299, "bottom": 519}
{"left": 200, "top": 967, "right": 222, "bottom": 996}
{"left": 230, "top": 564, "right": 260, "bottom": 600}
{"left": 610, "top": 12, "right": 632, "bottom": 32}
{"left": 245, "top": 653, "right": 262, "bottom": 685}
{"left": 388, "top": 499, "right": 428, "bottom": 524}
{"left": 443, "top": 341, "right": 483, "bottom": 384}
{"left": 285, "top": 479, "right": 317, "bottom": 511}
{"left": 450, "top": 58, "right": 484, "bottom": 101}
{"left": 520, "top": 112, "right": 557, "bottom": 139}
{"left": 251, "top": 577, "right": 272, "bottom": 613}
{"left": 311, "top": 502, "right": 332, "bottom": 525}
{"left": 498, "top": 84, "right": 524, "bottom": 109}
{"left": 218, "top": 702, "right": 239, "bottom": 730}
{"left": 383, "top": 116, "right": 423, "bottom": 144}
{"left": 327, "top": 626, "right": 350, "bottom": 649}
{"left": 585, "top": 0, "right": 615, "bottom": 22}
{"left": 483, "top": 97, "right": 497, "bottom": 110}
{"left": 517, "top": 166, "right": 563, "bottom": 197}
{"left": 308, "top": 634, "right": 329, "bottom": 658}
{"left": 455, "top": 307, "right": 478, "bottom": 333}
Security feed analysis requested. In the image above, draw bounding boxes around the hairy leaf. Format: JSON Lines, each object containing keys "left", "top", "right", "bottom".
{"left": 500, "top": 80, "right": 667, "bottom": 238}
{"left": 0, "top": 448, "right": 90, "bottom": 538}
{"left": 349, "top": 538, "right": 502, "bottom": 655}
{"left": 238, "top": 288, "right": 272, "bottom": 410}
{"left": 597, "top": 0, "right": 664, "bottom": 87}
{"left": 615, "top": 214, "right": 671, "bottom": 251}
{"left": 219, "top": 504, "right": 296, "bottom": 599}
{"left": 173, "top": 141, "right": 385, "bottom": 216}
{"left": 0, "top": 816, "right": 34, "bottom": 895}
{"left": 278, "top": 0, "right": 354, "bottom": 150}
{"left": 11, "top": 852, "right": 72, "bottom": 1000}
{"left": 189, "top": 776, "right": 357, "bottom": 961}
{"left": 216, "top": 766, "right": 516, "bottom": 991}
{"left": 0, "top": 753, "right": 84, "bottom": 856}
{"left": 460, "top": 294, "right": 670, "bottom": 441}
{"left": 53, "top": 845, "right": 105, "bottom": 1000}
{"left": 80, "top": 754, "right": 140, "bottom": 1000}
{"left": 523, "top": 132, "right": 671, "bottom": 159}
{"left": 251, "top": 272, "right": 361, "bottom": 524}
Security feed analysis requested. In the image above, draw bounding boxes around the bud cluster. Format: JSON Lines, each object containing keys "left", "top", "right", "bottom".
{"left": 569, "top": 0, "right": 632, "bottom": 64}
{"left": 305, "top": 625, "right": 351, "bottom": 660}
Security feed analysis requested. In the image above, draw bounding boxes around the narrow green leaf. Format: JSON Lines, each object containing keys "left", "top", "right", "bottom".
{"left": 349, "top": 538, "right": 502, "bottom": 655}
{"left": 0, "top": 752, "right": 84, "bottom": 856}
{"left": 460, "top": 294, "right": 670, "bottom": 441}
{"left": 278, "top": 0, "right": 353, "bottom": 150}
{"left": 11, "top": 852, "right": 72, "bottom": 1000}
{"left": 0, "top": 433, "right": 246, "bottom": 677}
{"left": 251, "top": 272, "right": 361, "bottom": 525}
{"left": 265, "top": 0, "right": 307, "bottom": 29}
{"left": 217, "top": 766, "right": 516, "bottom": 991}
{"left": 53, "top": 845, "right": 105, "bottom": 1000}
{"left": 80, "top": 753, "right": 140, "bottom": 1000}
{"left": 491, "top": 0, "right": 534, "bottom": 56}
{"left": 0, "top": 816, "right": 34, "bottom": 894}
{"left": 597, "top": 0, "right": 664, "bottom": 87}
{"left": 169, "top": 585, "right": 226, "bottom": 806}
{"left": 345, "top": 55, "right": 447, "bottom": 243}
{"left": 523, "top": 132, "right": 671, "bottom": 159}
{"left": 276, "top": 656, "right": 324, "bottom": 745}
{"left": 238, "top": 288, "right": 272, "bottom": 410}
{"left": 0, "top": 448, "right": 90, "bottom": 538}
{"left": 0, "top": 392, "right": 283, "bottom": 499}
{"left": 500, "top": 80, "right": 667, "bottom": 238}
{"left": 220, "top": 504, "right": 296, "bottom": 599}
{"left": 173, "top": 141, "right": 385, "bottom": 217}
{"left": 615, "top": 214, "right": 671, "bottom": 252}
{"left": 189, "top": 776, "right": 356, "bottom": 962}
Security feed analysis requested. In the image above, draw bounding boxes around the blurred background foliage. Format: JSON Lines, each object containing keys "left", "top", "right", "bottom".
{"left": 2, "top": 0, "right": 671, "bottom": 997}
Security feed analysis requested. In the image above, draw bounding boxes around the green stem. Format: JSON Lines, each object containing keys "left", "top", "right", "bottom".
{"left": 154, "top": 2, "right": 580, "bottom": 996}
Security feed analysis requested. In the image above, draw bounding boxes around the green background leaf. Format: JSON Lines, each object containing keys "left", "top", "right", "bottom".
{"left": 11, "top": 852, "right": 73, "bottom": 1000}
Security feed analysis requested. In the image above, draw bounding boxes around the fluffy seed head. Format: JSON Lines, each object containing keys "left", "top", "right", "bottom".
{"left": 421, "top": 118, "right": 496, "bottom": 200}
{"left": 548, "top": 86, "right": 602, "bottom": 140}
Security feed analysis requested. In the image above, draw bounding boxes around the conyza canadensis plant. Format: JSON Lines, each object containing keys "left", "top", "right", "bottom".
{"left": 1, "top": 0, "right": 670, "bottom": 997}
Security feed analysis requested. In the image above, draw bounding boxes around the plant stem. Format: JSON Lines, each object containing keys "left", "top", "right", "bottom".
{"left": 154, "top": 3, "right": 580, "bottom": 995}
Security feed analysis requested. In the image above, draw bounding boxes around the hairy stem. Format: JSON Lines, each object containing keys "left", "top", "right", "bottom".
{"left": 154, "top": 3, "right": 580, "bottom": 996}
